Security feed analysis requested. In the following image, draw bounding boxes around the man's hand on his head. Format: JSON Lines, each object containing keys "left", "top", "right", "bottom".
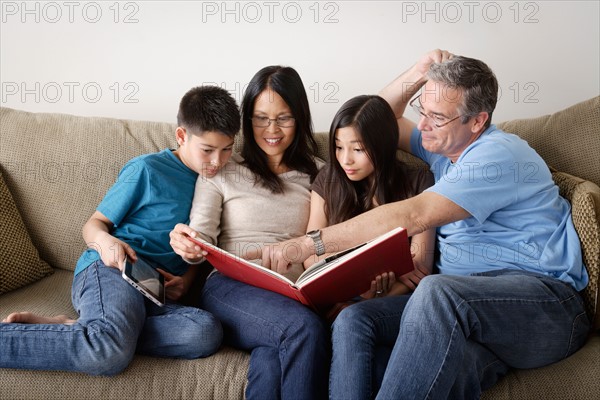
{"left": 415, "top": 49, "right": 454, "bottom": 77}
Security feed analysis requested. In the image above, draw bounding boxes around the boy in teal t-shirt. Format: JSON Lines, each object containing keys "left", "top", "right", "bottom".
{"left": 1, "top": 86, "right": 240, "bottom": 375}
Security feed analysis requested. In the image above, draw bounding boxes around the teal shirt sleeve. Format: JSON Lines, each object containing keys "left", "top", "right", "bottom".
{"left": 97, "top": 158, "right": 150, "bottom": 227}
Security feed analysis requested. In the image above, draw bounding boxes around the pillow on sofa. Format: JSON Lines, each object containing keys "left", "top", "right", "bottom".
{"left": 0, "top": 171, "right": 53, "bottom": 294}
{"left": 552, "top": 170, "right": 600, "bottom": 330}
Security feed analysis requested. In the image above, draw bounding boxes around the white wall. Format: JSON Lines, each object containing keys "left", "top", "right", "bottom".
{"left": 1, "top": 0, "right": 598, "bottom": 132}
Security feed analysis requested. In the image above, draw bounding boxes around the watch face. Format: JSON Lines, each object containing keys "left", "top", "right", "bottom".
{"left": 307, "top": 230, "right": 320, "bottom": 238}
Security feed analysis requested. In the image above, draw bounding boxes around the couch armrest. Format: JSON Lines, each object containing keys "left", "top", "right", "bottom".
{"left": 552, "top": 171, "right": 600, "bottom": 332}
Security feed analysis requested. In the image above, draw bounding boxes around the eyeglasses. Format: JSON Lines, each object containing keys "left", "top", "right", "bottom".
{"left": 251, "top": 116, "right": 296, "bottom": 128}
{"left": 409, "top": 96, "right": 465, "bottom": 128}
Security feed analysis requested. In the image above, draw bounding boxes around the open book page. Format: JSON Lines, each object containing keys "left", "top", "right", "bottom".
{"left": 189, "top": 237, "right": 296, "bottom": 285}
{"left": 290, "top": 226, "right": 413, "bottom": 307}
{"left": 189, "top": 226, "right": 412, "bottom": 308}
{"left": 296, "top": 242, "right": 367, "bottom": 285}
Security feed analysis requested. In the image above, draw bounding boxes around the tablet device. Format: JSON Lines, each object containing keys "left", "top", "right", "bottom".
{"left": 122, "top": 257, "right": 165, "bottom": 306}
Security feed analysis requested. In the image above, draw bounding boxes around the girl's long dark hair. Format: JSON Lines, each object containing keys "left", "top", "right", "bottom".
{"left": 241, "top": 66, "right": 319, "bottom": 193}
{"left": 323, "top": 95, "right": 410, "bottom": 224}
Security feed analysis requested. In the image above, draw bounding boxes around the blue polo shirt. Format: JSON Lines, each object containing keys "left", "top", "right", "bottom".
{"left": 411, "top": 125, "right": 588, "bottom": 291}
{"left": 75, "top": 149, "right": 197, "bottom": 276}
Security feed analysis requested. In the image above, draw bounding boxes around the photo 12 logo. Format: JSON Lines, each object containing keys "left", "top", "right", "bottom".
{"left": 1, "top": 81, "right": 140, "bottom": 104}
{"left": 200, "top": 1, "right": 340, "bottom": 23}
{"left": 1, "top": 1, "right": 140, "bottom": 23}
{"left": 401, "top": 1, "right": 540, "bottom": 24}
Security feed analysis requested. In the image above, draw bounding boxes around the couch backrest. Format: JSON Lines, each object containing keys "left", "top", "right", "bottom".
{"left": 497, "top": 96, "right": 599, "bottom": 187}
{"left": 1, "top": 96, "right": 598, "bottom": 281}
{"left": 0, "top": 107, "right": 178, "bottom": 271}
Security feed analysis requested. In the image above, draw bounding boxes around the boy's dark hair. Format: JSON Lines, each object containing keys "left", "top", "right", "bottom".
{"left": 177, "top": 86, "right": 240, "bottom": 137}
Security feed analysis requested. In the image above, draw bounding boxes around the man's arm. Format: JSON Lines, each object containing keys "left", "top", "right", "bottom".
{"left": 257, "top": 191, "right": 470, "bottom": 273}
{"left": 379, "top": 49, "right": 453, "bottom": 153}
{"left": 303, "top": 190, "right": 330, "bottom": 269}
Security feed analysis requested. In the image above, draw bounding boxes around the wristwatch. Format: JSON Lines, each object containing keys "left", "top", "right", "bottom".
{"left": 306, "top": 229, "right": 325, "bottom": 256}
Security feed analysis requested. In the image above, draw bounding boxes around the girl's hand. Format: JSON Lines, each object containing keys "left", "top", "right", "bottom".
{"left": 397, "top": 263, "right": 430, "bottom": 291}
{"left": 361, "top": 272, "right": 397, "bottom": 299}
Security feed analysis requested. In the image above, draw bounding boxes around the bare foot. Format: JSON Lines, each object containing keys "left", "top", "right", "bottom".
{"left": 2, "top": 312, "right": 76, "bottom": 325}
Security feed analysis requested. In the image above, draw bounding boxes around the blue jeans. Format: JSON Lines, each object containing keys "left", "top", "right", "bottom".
{"left": 201, "top": 272, "right": 330, "bottom": 400}
{"left": 0, "top": 261, "right": 223, "bottom": 375}
{"left": 330, "top": 269, "right": 590, "bottom": 400}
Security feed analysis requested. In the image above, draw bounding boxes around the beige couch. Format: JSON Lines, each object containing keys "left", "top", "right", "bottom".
{"left": 1, "top": 97, "right": 599, "bottom": 399}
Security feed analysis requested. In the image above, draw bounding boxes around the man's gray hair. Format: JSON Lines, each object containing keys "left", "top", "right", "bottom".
{"left": 427, "top": 56, "right": 498, "bottom": 129}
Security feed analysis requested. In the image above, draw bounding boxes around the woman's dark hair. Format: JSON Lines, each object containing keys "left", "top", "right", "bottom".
{"left": 323, "top": 95, "right": 410, "bottom": 224}
{"left": 241, "top": 66, "right": 319, "bottom": 193}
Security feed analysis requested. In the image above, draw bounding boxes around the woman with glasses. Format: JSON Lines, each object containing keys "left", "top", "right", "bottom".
{"left": 169, "top": 65, "right": 328, "bottom": 400}
{"left": 304, "top": 95, "right": 435, "bottom": 399}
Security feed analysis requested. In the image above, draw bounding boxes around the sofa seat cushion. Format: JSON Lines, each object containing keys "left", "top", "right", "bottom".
{"left": 0, "top": 269, "right": 75, "bottom": 319}
{"left": 482, "top": 335, "right": 600, "bottom": 400}
{"left": 0, "top": 346, "right": 249, "bottom": 400}
{"left": 552, "top": 171, "right": 600, "bottom": 330}
{"left": 0, "top": 269, "right": 250, "bottom": 399}
{"left": 0, "top": 171, "right": 53, "bottom": 294}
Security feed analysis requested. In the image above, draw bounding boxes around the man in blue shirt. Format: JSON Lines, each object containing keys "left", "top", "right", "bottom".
{"left": 1, "top": 86, "right": 240, "bottom": 375}
{"left": 257, "top": 50, "right": 590, "bottom": 398}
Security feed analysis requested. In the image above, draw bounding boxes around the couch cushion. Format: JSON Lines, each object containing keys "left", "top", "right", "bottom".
{"left": 0, "top": 170, "right": 53, "bottom": 294}
{"left": 0, "top": 269, "right": 250, "bottom": 400}
{"left": 552, "top": 171, "right": 600, "bottom": 330}
{"left": 0, "top": 269, "right": 75, "bottom": 319}
{"left": 0, "top": 107, "right": 178, "bottom": 272}
{"left": 497, "top": 96, "right": 600, "bottom": 187}
{"left": 481, "top": 335, "right": 600, "bottom": 400}
{"left": 0, "top": 347, "right": 249, "bottom": 400}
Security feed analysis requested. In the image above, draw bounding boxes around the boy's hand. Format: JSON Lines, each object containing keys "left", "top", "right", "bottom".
{"left": 94, "top": 231, "right": 136, "bottom": 271}
{"left": 170, "top": 223, "right": 207, "bottom": 263}
{"left": 82, "top": 211, "right": 136, "bottom": 271}
{"left": 157, "top": 268, "right": 186, "bottom": 301}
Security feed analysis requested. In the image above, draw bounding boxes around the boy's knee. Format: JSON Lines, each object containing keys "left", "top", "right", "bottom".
{"left": 178, "top": 310, "right": 223, "bottom": 359}
{"left": 77, "top": 345, "right": 136, "bottom": 376}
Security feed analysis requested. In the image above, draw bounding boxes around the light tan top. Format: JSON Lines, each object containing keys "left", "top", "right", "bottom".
{"left": 190, "top": 152, "right": 323, "bottom": 280}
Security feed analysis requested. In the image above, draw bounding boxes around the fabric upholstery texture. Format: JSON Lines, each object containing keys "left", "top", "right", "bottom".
{"left": 0, "top": 171, "right": 53, "bottom": 293}
{"left": 552, "top": 171, "right": 600, "bottom": 330}
{"left": 1, "top": 95, "right": 599, "bottom": 399}
{"left": 481, "top": 335, "right": 600, "bottom": 399}
{"left": 497, "top": 96, "right": 600, "bottom": 187}
{"left": 0, "top": 108, "right": 178, "bottom": 272}
{"left": 0, "top": 269, "right": 249, "bottom": 399}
